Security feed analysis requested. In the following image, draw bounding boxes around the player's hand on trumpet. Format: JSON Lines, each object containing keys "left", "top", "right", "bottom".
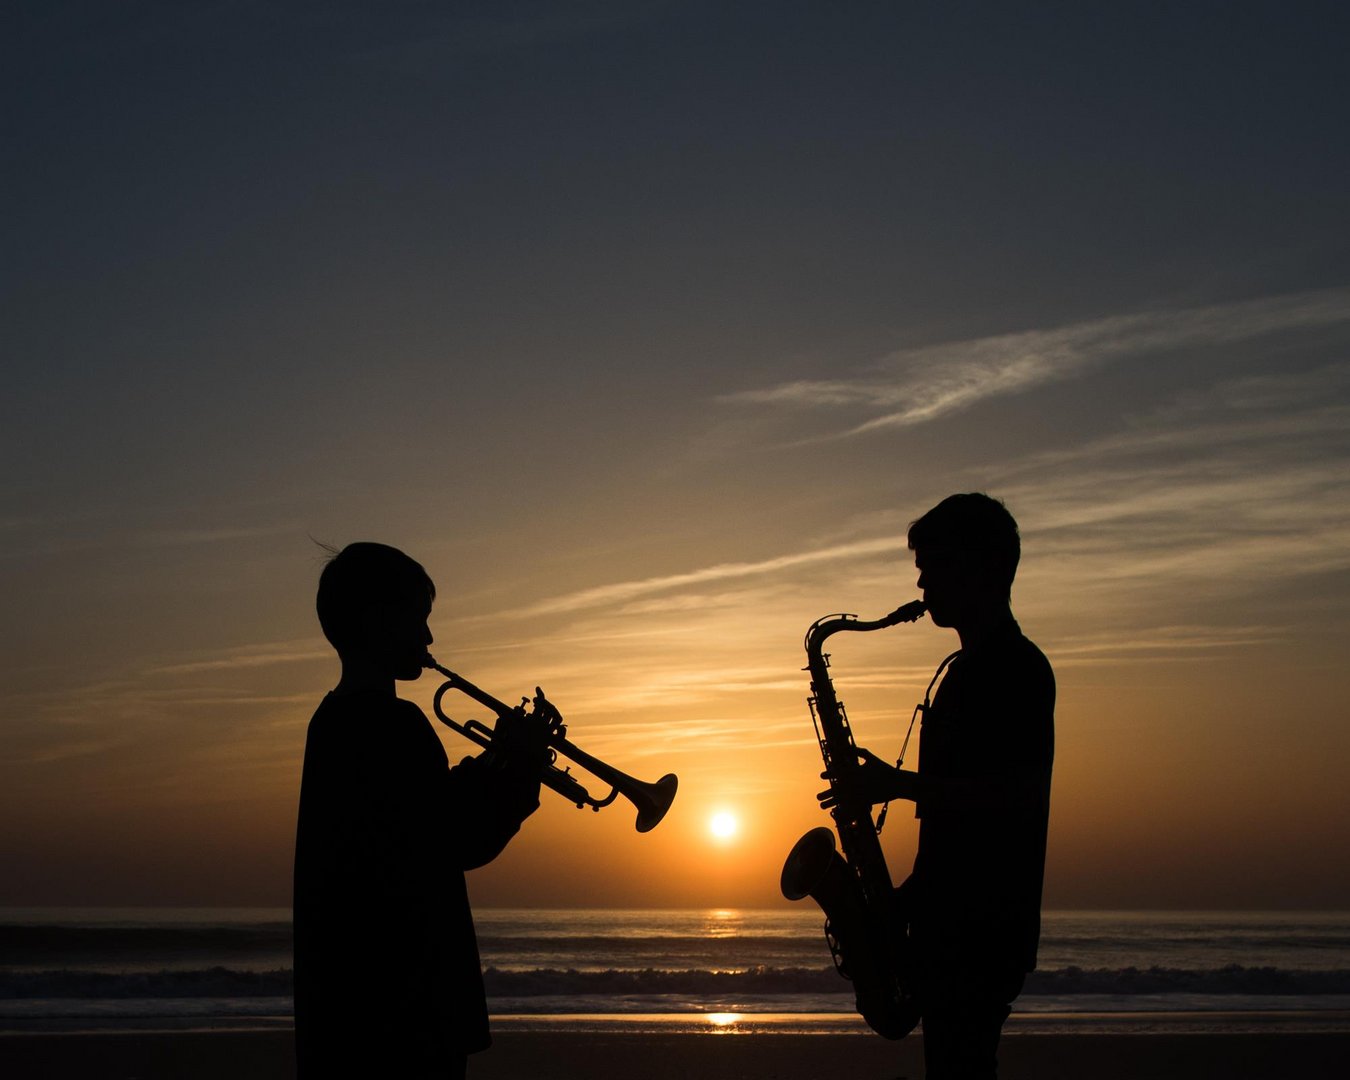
{"left": 490, "top": 689, "right": 554, "bottom": 768}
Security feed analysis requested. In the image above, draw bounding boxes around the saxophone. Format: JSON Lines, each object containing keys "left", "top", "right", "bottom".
{"left": 780, "top": 599, "right": 926, "bottom": 1040}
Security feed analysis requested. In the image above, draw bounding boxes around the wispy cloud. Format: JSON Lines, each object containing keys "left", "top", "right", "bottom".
{"left": 506, "top": 536, "right": 907, "bottom": 617}
{"left": 148, "top": 640, "right": 329, "bottom": 676}
{"left": 971, "top": 361, "right": 1350, "bottom": 654}
{"left": 133, "top": 523, "right": 300, "bottom": 547}
{"left": 722, "top": 288, "right": 1350, "bottom": 437}
{"left": 508, "top": 355, "right": 1350, "bottom": 718}
{"left": 1045, "top": 624, "right": 1284, "bottom": 665}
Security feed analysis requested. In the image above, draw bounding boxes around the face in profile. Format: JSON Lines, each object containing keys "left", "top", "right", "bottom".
{"left": 365, "top": 594, "right": 434, "bottom": 681}
{"left": 914, "top": 547, "right": 974, "bottom": 628}
{"left": 915, "top": 545, "right": 1011, "bottom": 630}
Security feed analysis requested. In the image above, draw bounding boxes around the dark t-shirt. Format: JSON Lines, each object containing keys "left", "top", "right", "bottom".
{"left": 293, "top": 690, "right": 539, "bottom": 1075}
{"left": 909, "top": 619, "right": 1055, "bottom": 977}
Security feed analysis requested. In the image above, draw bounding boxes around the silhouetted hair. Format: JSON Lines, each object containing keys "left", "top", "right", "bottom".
{"left": 316, "top": 542, "right": 435, "bottom": 655}
{"left": 908, "top": 493, "right": 1021, "bottom": 594}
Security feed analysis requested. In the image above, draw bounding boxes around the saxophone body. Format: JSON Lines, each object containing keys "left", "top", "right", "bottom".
{"left": 780, "top": 599, "right": 926, "bottom": 1040}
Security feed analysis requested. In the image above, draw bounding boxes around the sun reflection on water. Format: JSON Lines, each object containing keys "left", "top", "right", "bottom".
{"left": 704, "top": 909, "right": 743, "bottom": 938}
{"left": 705, "top": 1012, "right": 743, "bottom": 1031}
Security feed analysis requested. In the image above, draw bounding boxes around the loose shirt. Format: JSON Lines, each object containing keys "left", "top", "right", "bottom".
{"left": 910, "top": 620, "right": 1055, "bottom": 976}
{"left": 294, "top": 690, "right": 539, "bottom": 1075}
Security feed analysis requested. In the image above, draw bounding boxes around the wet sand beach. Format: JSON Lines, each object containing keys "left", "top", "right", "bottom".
{"left": 3, "top": 1030, "right": 1349, "bottom": 1080}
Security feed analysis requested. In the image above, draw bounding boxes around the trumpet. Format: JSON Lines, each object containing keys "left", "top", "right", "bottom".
{"left": 423, "top": 654, "right": 678, "bottom": 833}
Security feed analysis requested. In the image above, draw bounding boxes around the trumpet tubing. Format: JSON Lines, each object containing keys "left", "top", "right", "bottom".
{"left": 423, "top": 654, "right": 677, "bottom": 833}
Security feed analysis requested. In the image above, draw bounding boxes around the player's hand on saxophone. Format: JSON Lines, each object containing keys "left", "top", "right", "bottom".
{"left": 818, "top": 747, "right": 918, "bottom": 810}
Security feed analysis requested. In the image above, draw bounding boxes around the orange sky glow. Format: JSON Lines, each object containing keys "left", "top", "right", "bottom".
{"left": 4, "top": 5, "right": 1349, "bottom": 913}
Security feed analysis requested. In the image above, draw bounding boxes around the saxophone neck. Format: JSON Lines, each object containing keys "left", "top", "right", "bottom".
{"left": 805, "top": 601, "right": 926, "bottom": 655}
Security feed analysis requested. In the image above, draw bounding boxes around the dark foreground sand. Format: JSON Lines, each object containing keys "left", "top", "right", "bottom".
{"left": 2, "top": 1031, "right": 1348, "bottom": 1080}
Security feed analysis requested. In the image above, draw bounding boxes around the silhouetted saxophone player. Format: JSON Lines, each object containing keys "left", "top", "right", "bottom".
{"left": 819, "top": 494, "right": 1054, "bottom": 1079}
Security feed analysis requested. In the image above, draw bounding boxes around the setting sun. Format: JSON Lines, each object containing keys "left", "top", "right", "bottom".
{"left": 709, "top": 811, "right": 739, "bottom": 840}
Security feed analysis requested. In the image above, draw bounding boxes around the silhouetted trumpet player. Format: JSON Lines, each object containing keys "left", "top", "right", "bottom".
{"left": 295, "top": 543, "right": 674, "bottom": 1080}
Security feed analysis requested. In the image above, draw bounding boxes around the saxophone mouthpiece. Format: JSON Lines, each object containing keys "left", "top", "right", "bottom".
{"left": 889, "top": 600, "right": 927, "bottom": 624}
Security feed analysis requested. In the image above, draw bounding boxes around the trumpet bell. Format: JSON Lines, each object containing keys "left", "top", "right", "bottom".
{"left": 632, "top": 773, "right": 679, "bottom": 833}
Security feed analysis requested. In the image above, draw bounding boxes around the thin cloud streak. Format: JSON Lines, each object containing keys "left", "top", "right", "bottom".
{"left": 961, "top": 360, "right": 1350, "bottom": 665}
{"left": 507, "top": 536, "right": 907, "bottom": 617}
{"left": 996, "top": 369, "right": 1350, "bottom": 584}
{"left": 150, "top": 642, "right": 330, "bottom": 675}
{"left": 133, "top": 523, "right": 301, "bottom": 547}
{"left": 1046, "top": 625, "right": 1283, "bottom": 662}
{"left": 722, "top": 288, "right": 1350, "bottom": 437}
{"left": 523, "top": 349, "right": 1350, "bottom": 713}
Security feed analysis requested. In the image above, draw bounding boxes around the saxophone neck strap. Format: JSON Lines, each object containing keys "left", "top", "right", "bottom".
{"left": 923, "top": 649, "right": 962, "bottom": 711}
{"left": 878, "top": 649, "right": 963, "bottom": 835}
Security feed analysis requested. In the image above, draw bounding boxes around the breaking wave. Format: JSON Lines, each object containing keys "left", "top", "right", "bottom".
{"left": 6, "top": 965, "right": 1350, "bottom": 1001}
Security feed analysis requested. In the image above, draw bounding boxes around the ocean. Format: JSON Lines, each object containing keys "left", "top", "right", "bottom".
{"left": 3, "top": 908, "right": 1349, "bottom": 1034}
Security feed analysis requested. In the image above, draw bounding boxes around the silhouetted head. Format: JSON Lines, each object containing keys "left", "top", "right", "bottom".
{"left": 316, "top": 542, "right": 435, "bottom": 681}
{"left": 908, "top": 493, "right": 1020, "bottom": 629}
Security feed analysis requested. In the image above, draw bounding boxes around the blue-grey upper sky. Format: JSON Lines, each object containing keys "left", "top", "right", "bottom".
{"left": 4, "top": 2, "right": 1349, "bottom": 908}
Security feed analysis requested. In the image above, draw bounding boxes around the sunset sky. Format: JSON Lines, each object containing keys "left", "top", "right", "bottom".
{"left": 4, "top": 2, "right": 1349, "bottom": 911}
